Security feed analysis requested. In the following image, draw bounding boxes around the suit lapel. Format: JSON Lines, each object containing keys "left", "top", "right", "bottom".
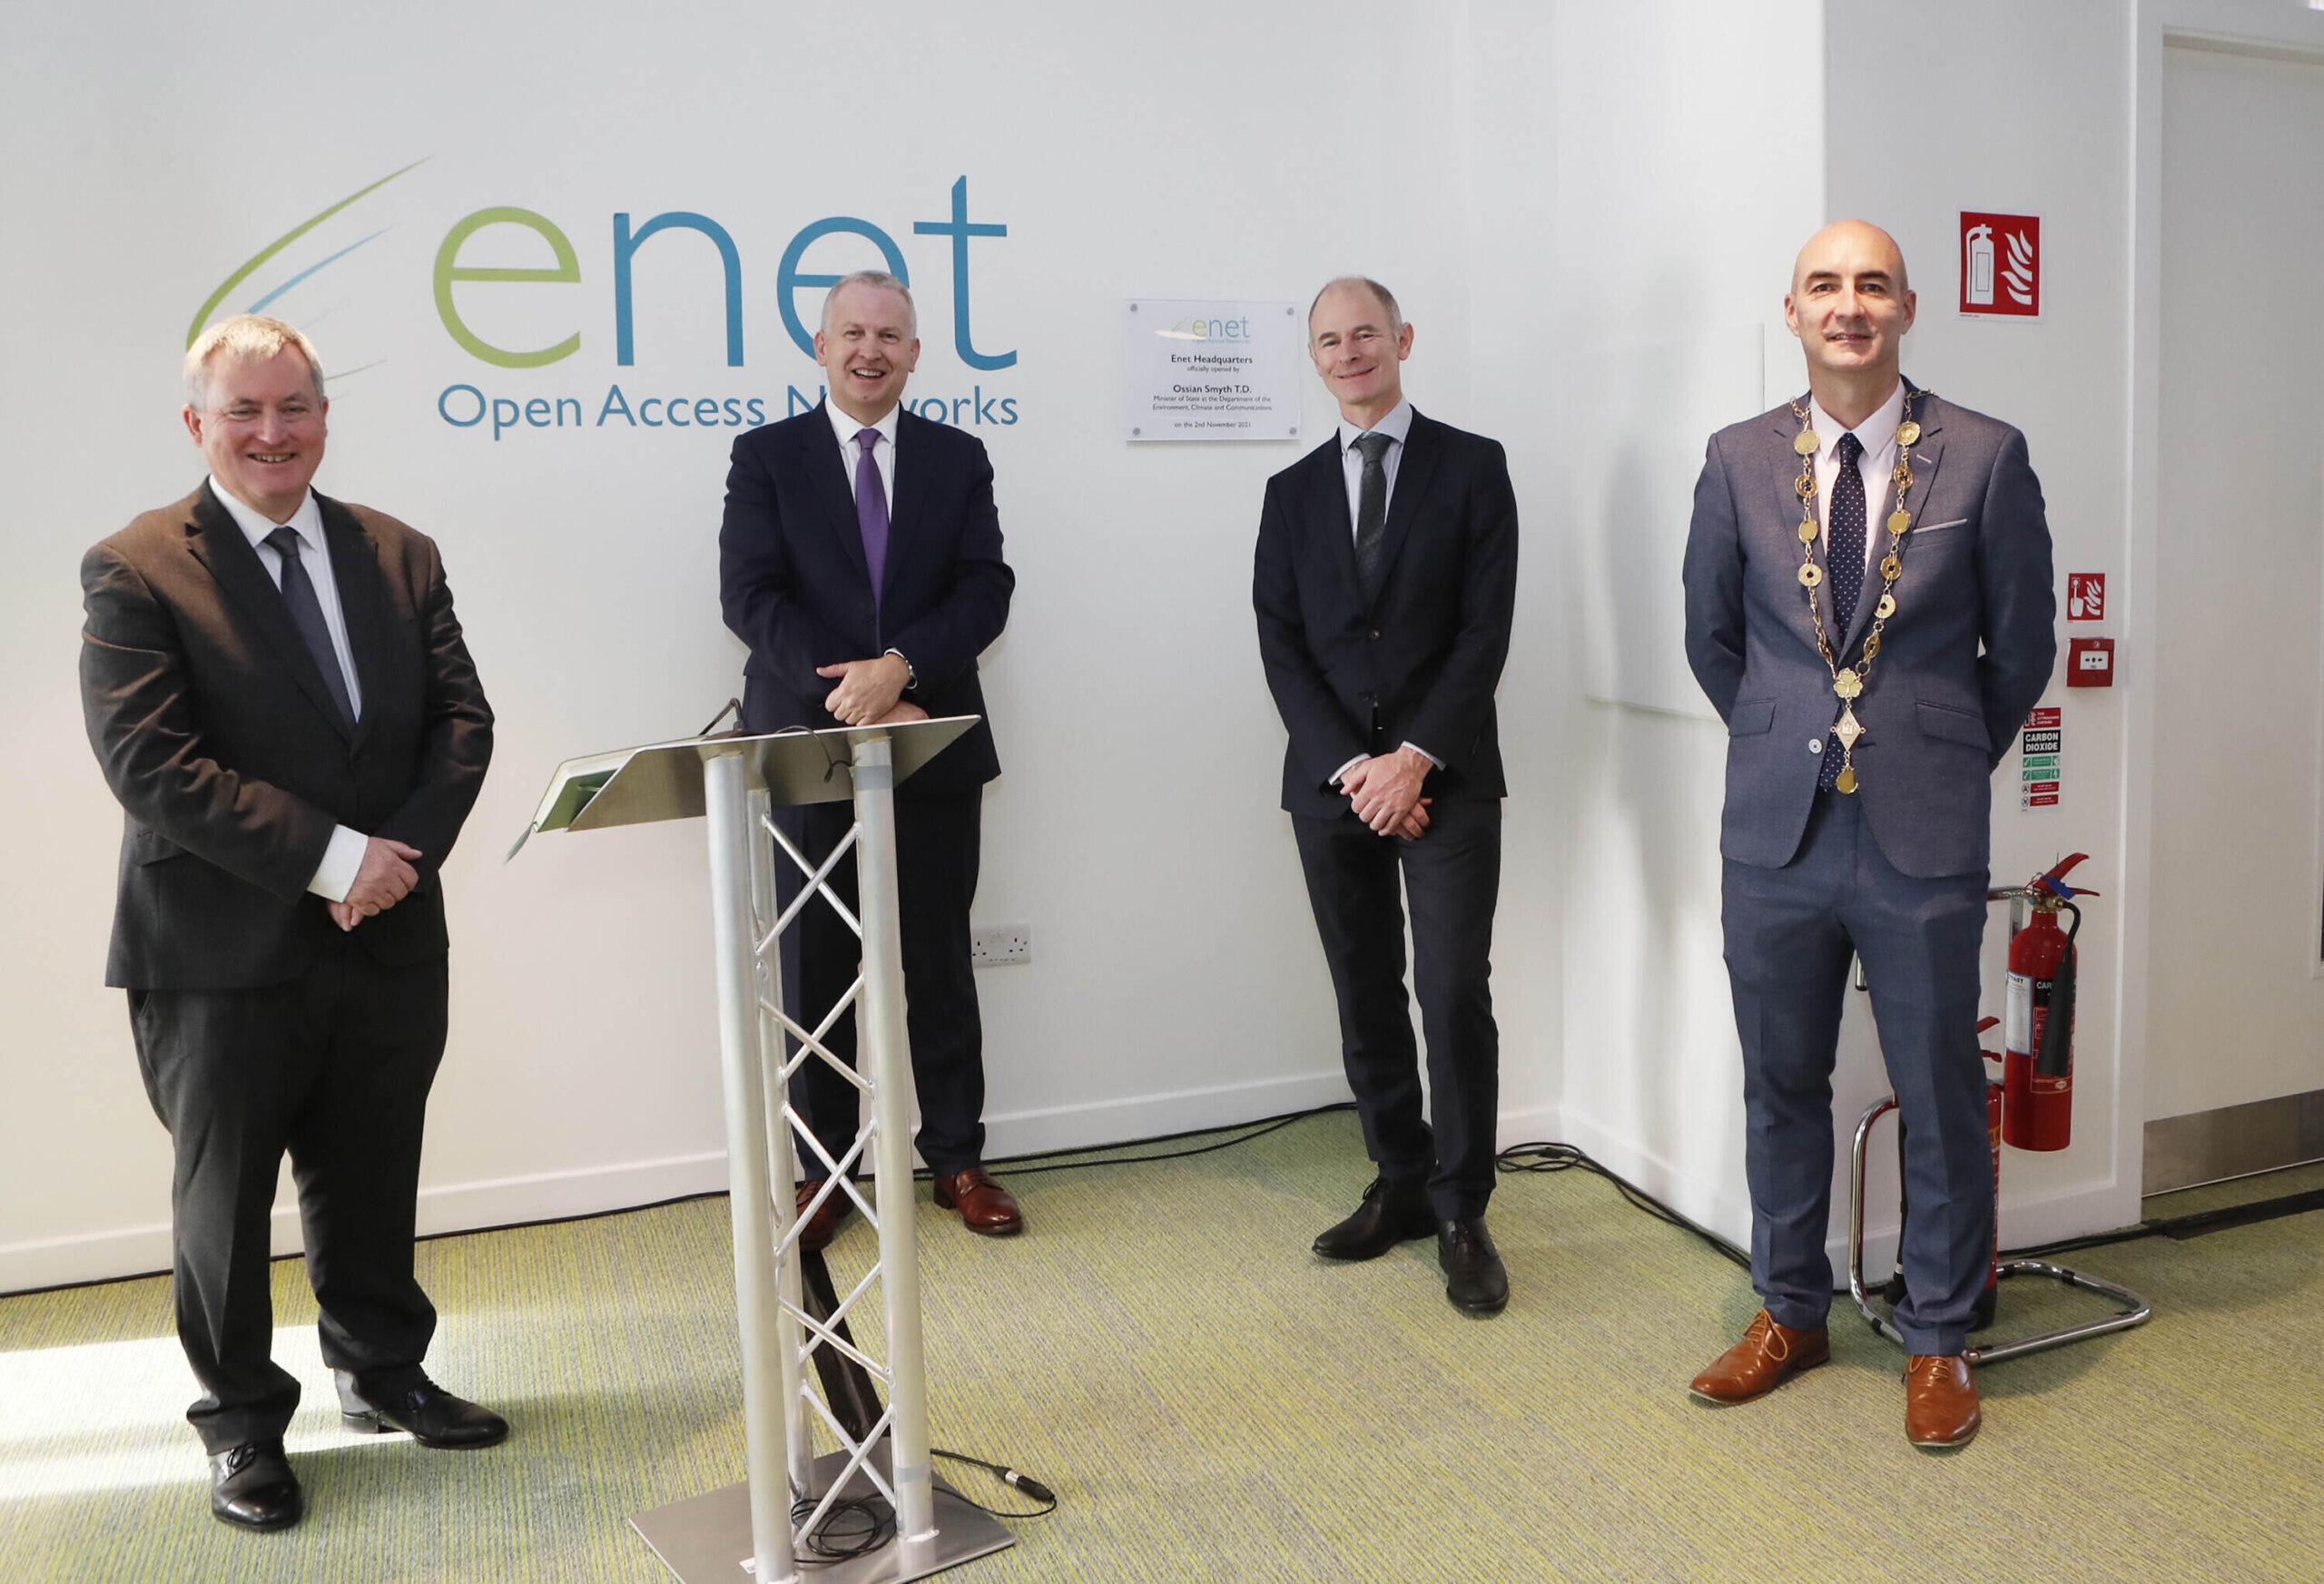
{"left": 1308, "top": 438, "right": 1364, "bottom": 605}
{"left": 317, "top": 493, "right": 388, "bottom": 749}
{"left": 1768, "top": 403, "right": 1842, "bottom": 648}
{"left": 1366, "top": 410, "right": 1441, "bottom": 609}
{"left": 182, "top": 483, "right": 356, "bottom": 743}
{"left": 804, "top": 404, "right": 874, "bottom": 591}
{"left": 887, "top": 409, "right": 932, "bottom": 611}
{"left": 1837, "top": 389, "right": 1946, "bottom": 657}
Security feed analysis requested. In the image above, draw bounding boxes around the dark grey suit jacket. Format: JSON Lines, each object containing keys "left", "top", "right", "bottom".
{"left": 1682, "top": 389, "right": 2055, "bottom": 879}
{"left": 81, "top": 482, "right": 495, "bottom": 989}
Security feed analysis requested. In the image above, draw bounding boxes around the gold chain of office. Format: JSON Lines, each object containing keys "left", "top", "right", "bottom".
{"left": 1789, "top": 387, "right": 1928, "bottom": 794}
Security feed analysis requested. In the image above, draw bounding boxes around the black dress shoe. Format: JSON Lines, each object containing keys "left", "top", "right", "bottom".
{"left": 335, "top": 1370, "right": 509, "bottom": 1448}
{"left": 1312, "top": 1176, "right": 1435, "bottom": 1260}
{"left": 1438, "top": 1218, "right": 1509, "bottom": 1314}
{"left": 210, "top": 1438, "right": 302, "bottom": 1530}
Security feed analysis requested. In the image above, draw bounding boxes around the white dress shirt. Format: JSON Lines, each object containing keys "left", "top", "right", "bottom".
{"left": 208, "top": 477, "right": 368, "bottom": 902}
{"left": 822, "top": 400, "right": 916, "bottom": 683}
{"left": 1335, "top": 398, "right": 1414, "bottom": 542}
{"left": 1325, "top": 398, "right": 1438, "bottom": 784}
{"left": 1806, "top": 379, "right": 1906, "bottom": 572}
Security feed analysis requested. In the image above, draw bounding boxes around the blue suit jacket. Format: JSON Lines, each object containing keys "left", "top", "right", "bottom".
{"left": 719, "top": 403, "right": 1014, "bottom": 794}
{"left": 1682, "top": 389, "right": 2055, "bottom": 879}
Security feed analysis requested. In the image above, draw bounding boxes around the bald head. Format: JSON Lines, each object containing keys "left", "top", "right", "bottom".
{"left": 1793, "top": 219, "right": 1909, "bottom": 295}
{"left": 1785, "top": 219, "right": 1916, "bottom": 420}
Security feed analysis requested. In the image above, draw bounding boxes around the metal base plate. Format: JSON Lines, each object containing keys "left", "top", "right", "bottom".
{"left": 632, "top": 1447, "right": 1016, "bottom": 1584}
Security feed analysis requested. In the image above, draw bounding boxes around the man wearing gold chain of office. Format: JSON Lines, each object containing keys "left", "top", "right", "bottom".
{"left": 1680, "top": 221, "right": 2056, "bottom": 1449}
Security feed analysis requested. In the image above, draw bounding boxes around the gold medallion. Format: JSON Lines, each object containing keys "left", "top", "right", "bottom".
{"left": 1896, "top": 419, "right": 1921, "bottom": 448}
{"left": 1836, "top": 764, "right": 1858, "bottom": 793}
{"left": 1796, "top": 474, "right": 1817, "bottom": 500}
{"left": 1887, "top": 509, "right": 1911, "bottom": 536}
{"left": 1798, "top": 519, "right": 1818, "bottom": 544}
{"left": 1798, "top": 562, "right": 1824, "bottom": 588}
{"left": 1880, "top": 554, "right": 1903, "bottom": 581}
{"left": 1835, "top": 706, "right": 1866, "bottom": 750}
{"left": 1875, "top": 594, "right": 1896, "bottom": 619}
{"left": 1894, "top": 465, "right": 1915, "bottom": 493}
{"left": 1795, "top": 429, "right": 1819, "bottom": 457}
{"left": 1833, "top": 669, "right": 1864, "bottom": 700}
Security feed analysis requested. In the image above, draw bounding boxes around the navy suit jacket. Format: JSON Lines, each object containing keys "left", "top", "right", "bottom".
{"left": 81, "top": 482, "right": 494, "bottom": 989}
{"left": 719, "top": 403, "right": 1013, "bottom": 795}
{"left": 1254, "top": 409, "right": 1519, "bottom": 818}
{"left": 1682, "top": 388, "right": 2056, "bottom": 879}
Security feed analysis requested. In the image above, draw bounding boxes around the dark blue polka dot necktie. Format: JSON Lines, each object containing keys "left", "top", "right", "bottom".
{"left": 1817, "top": 431, "right": 1866, "bottom": 792}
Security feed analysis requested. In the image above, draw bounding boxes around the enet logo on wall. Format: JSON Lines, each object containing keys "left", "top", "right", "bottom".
{"left": 1960, "top": 212, "right": 2041, "bottom": 319}
{"left": 186, "top": 161, "right": 1023, "bottom": 442}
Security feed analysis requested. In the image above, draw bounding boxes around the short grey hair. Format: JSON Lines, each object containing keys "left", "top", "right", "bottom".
{"left": 820, "top": 271, "right": 918, "bottom": 339}
{"left": 1307, "top": 276, "right": 1403, "bottom": 339}
{"left": 184, "top": 315, "right": 326, "bottom": 409}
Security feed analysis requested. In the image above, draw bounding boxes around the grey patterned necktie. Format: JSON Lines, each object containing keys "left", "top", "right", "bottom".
{"left": 1352, "top": 431, "right": 1393, "bottom": 600}
{"left": 265, "top": 526, "right": 354, "bottom": 728}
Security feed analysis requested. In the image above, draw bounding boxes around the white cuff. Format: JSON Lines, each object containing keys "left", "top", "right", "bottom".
{"left": 1329, "top": 754, "right": 1367, "bottom": 789}
{"left": 884, "top": 648, "right": 917, "bottom": 689}
{"left": 307, "top": 824, "right": 369, "bottom": 902}
{"left": 1400, "top": 742, "right": 1443, "bottom": 771}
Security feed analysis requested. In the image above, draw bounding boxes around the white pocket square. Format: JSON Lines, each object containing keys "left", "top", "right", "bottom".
{"left": 1915, "top": 517, "right": 1970, "bottom": 533}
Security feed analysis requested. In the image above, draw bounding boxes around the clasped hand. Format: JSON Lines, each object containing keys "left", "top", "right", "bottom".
{"left": 817, "top": 654, "right": 913, "bottom": 726}
{"left": 1341, "top": 746, "right": 1433, "bottom": 839}
{"left": 329, "top": 836, "right": 422, "bottom": 932}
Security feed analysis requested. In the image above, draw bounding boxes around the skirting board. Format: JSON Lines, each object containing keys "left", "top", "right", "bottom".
{"left": 0, "top": 1069, "right": 1356, "bottom": 1294}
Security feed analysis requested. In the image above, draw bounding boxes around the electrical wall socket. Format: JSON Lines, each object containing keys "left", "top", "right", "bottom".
{"left": 970, "top": 923, "right": 1031, "bottom": 968}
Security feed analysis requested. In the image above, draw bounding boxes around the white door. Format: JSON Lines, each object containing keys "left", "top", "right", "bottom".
{"left": 2149, "top": 43, "right": 2324, "bottom": 1125}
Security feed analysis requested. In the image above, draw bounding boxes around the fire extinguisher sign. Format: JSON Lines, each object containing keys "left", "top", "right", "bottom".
{"left": 1961, "top": 212, "right": 2042, "bottom": 319}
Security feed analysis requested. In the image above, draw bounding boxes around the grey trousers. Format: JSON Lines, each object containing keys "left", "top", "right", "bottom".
{"left": 1721, "top": 791, "right": 1992, "bottom": 1355}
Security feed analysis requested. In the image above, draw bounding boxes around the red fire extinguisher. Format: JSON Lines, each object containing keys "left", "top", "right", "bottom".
{"left": 2003, "top": 853, "right": 2096, "bottom": 1152}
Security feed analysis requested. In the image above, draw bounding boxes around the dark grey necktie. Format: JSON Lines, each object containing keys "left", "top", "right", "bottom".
{"left": 1352, "top": 431, "right": 1393, "bottom": 600}
{"left": 265, "top": 526, "right": 355, "bottom": 728}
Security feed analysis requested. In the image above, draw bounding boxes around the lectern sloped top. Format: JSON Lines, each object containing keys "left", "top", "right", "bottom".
{"left": 508, "top": 716, "right": 977, "bottom": 855}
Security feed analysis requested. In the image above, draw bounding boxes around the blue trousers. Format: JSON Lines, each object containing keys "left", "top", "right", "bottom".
{"left": 1721, "top": 792, "right": 1992, "bottom": 1355}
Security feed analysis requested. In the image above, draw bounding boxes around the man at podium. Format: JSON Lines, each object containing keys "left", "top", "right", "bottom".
{"left": 78, "top": 315, "right": 500, "bottom": 1531}
{"left": 719, "top": 271, "right": 1021, "bottom": 1245}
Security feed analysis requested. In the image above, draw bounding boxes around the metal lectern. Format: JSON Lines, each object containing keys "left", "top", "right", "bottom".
{"left": 517, "top": 719, "right": 1015, "bottom": 1584}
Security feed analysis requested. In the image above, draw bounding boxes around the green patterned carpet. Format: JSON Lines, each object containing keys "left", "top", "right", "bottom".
{"left": 3, "top": 1116, "right": 2319, "bottom": 1583}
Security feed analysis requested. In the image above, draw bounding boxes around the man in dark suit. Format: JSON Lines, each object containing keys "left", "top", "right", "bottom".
{"left": 79, "top": 315, "right": 500, "bottom": 1530}
{"left": 1681, "top": 221, "right": 2055, "bottom": 1448}
{"left": 1254, "top": 277, "right": 1519, "bottom": 1315}
{"left": 720, "top": 271, "right": 1019, "bottom": 1245}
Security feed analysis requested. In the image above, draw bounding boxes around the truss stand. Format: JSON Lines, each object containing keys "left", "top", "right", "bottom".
{"left": 518, "top": 721, "right": 1014, "bottom": 1584}
{"left": 1846, "top": 1096, "right": 2152, "bottom": 1365}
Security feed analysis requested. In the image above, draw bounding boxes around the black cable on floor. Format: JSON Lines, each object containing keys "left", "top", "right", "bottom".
{"left": 930, "top": 1447, "right": 1059, "bottom": 1519}
{"left": 908, "top": 1101, "right": 1358, "bottom": 1182}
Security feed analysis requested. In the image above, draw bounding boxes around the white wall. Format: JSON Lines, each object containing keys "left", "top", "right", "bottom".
{"left": 13, "top": 0, "right": 2309, "bottom": 1294}
{"left": 0, "top": 0, "right": 1512, "bottom": 1290}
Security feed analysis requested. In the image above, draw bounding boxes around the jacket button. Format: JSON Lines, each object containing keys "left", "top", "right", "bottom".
{"left": 1808, "top": 738, "right": 1824, "bottom": 753}
{"left": 1369, "top": 630, "right": 1382, "bottom": 641}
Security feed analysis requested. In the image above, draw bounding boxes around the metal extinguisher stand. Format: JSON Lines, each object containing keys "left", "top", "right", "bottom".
{"left": 516, "top": 719, "right": 1014, "bottom": 1584}
{"left": 1844, "top": 870, "right": 2152, "bottom": 1365}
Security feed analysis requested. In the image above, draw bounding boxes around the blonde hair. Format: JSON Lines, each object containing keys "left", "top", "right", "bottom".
{"left": 819, "top": 271, "right": 918, "bottom": 338}
{"left": 184, "top": 315, "right": 326, "bottom": 409}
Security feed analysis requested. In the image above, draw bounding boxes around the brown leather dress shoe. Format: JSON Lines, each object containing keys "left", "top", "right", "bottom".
{"left": 933, "top": 1166, "right": 1024, "bottom": 1235}
{"left": 1688, "top": 1309, "right": 1830, "bottom": 1404}
{"left": 795, "top": 1179, "right": 853, "bottom": 1251}
{"left": 1904, "top": 1353, "right": 1981, "bottom": 1448}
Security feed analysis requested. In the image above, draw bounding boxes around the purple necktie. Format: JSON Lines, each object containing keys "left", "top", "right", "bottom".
{"left": 854, "top": 428, "right": 889, "bottom": 613}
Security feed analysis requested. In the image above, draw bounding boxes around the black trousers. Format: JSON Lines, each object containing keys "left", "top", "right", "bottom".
{"left": 127, "top": 935, "right": 448, "bottom": 1452}
{"left": 1291, "top": 797, "right": 1502, "bottom": 1220}
{"left": 774, "top": 790, "right": 986, "bottom": 1177}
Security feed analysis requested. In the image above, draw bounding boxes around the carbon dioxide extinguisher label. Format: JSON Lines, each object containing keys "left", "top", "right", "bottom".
{"left": 2005, "top": 972, "right": 2033, "bottom": 1056}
